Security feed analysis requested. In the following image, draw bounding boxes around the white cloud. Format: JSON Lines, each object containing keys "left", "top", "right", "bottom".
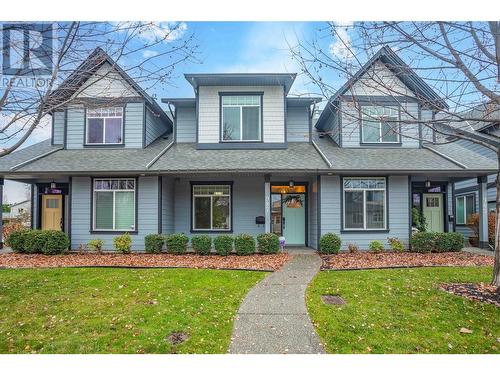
{"left": 329, "top": 21, "right": 354, "bottom": 60}
{"left": 142, "top": 49, "right": 159, "bottom": 58}
{"left": 115, "top": 22, "right": 187, "bottom": 43}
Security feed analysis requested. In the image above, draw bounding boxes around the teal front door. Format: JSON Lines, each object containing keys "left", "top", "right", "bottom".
{"left": 282, "top": 194, "right": 306, "bottom": 245}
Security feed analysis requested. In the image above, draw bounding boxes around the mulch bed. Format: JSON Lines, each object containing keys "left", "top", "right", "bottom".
{"left": 321, "top": 251, "right": 493, "bottom": 270}
{"left": 440, "top": 283, "right": 500, "bottom": 307}
{"left": 0, "top": 253, "right": 291, "bottom": 271}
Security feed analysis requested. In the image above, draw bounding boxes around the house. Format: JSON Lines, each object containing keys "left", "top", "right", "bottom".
{"left": 2, "top": 199, "right": 31, "bottom": 225}
{"left": 0, "top": 46, "right": 497, "bottom": 251}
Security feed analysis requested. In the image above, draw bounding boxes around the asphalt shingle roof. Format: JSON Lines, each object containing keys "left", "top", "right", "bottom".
{"left": 0, "top": 140, "right": 60, "bottom": 173}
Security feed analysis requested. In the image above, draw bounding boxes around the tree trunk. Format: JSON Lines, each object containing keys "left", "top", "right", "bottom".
{"left": 493, "top": 148, "right": 500, "bottom": 288}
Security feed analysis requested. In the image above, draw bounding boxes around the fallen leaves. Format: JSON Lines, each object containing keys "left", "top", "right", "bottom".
{"left": 321, "top": 252, "right": 493, "bottom": 270}
{"left": 459, "top": 327, "right": 473, "bottom": 334}
{"left": 440, "top": 283, "right": 500, "bottom": 307}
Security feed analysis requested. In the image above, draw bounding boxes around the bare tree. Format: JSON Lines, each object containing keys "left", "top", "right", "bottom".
{"left": 290, "top": 21, "right": 500, "bottom": 287}
{"left": 0, "top": 21, "right": 199, "bottom": 156}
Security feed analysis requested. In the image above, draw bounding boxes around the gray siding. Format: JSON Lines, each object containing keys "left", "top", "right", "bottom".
{"left": 308, "top": 176, "right": 318, "bottom": 249}
{"left": 66, "top": 105, "right": 85, "bottom": 149}
{"left": 52, "top": 111, "right": 65, "bottom": 145}
{"left": 145, "top": 105, "right": 168, "bottom": 146}
{"left": 287, "top": 106, "right": 310, "bottom": 142}
{"left": 320, "top": 175, "right": 410, "bottom": 249}
{"left": 161, "top": 176, "right": 175, "bottom": 234}
{"left": 70, "top": 176, "right": 159, "bottom": 251}
{"left": 176, "top": 107, "right": 196, "bottom": 143}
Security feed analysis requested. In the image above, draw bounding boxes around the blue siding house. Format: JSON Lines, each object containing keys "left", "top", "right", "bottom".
{"left": 0, "top": 46, "right": 497, "bottom": 251}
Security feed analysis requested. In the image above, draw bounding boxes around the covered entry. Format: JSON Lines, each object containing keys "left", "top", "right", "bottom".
{"left": 270, "top": 183, "right": 307, "bottom": 246}
{"left": 412, "top": 181, "right": 448, "bottom": 233}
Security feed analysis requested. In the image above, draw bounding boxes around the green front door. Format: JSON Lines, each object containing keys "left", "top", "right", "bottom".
{"left": 282, "top": 194, "right": 306, "bottom": 245}
{"left": 422, "top": 193, "right": 444, "bottom": 232}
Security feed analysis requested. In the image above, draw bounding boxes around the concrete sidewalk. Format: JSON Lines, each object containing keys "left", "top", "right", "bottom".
{"left": 229, "top": 254, "right": 325, "bottom": 354}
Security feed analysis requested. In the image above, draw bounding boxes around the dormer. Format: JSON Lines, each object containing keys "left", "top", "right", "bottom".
{"left": 47, "top": 48, "right": 172, "bottom": 149}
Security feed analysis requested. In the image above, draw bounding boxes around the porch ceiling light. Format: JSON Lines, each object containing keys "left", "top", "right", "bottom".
{"left": 289, "top": 180, "right": 294, "bottom": 188}
{"left": 425, "top": 180, "right": 431, "bottom": 188}
{"left": 50, "top": 181, "right": 56, "bottom": 189}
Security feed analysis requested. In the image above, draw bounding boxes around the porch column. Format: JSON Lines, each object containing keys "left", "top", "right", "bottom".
{"left": 478, "top": 176, "right": 489, "bottom": 249}
{"left": 0, "top": 177, "right": 3, "bottom": 249}
{"left": 264, "top": 175, "right": 271, "bottom": 233}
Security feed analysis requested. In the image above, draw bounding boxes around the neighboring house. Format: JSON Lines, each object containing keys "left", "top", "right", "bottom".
{"left": 0, "top": 46, "right": 497, "bottom": 251}
{"left": 2, "top": 200, "right": 31, "bottom": 225}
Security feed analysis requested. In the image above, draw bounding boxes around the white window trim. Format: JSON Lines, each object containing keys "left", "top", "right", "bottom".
{"left": 343, "top": 177, "right": 387, "bottom": 231}
{"left": 86, "top": 107, "right": 124, "bottom": 145}
{"left": 361, "top": 106, "right": 400, "bottom": 144}
{"left": 93, "top": 178, "right": 136, "bottom": 231}
{"left": 221, "top": 96, "right": 262, "bottom": 142}
{"left": 192, "top": 185, "right": 232, "bottom": 231}
{"left": 455, "top": 194, "right": 475, "bottom": 225}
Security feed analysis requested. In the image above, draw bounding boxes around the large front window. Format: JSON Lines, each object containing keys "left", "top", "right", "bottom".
{"left": 361, "top": 106, "right": 399, "bottom": 143}
{"left": 343, "top": 178, "right": 386, "bottom": 230}
{"left": 456, "top": 194, "right": 475, "bottom": 225}
{"left": 93, "top": 178, "right": 135, "bottom": 231}
{"left": 221, "top": 95, "right": 261, "bottom": 141}
{"left": 192, "top": 184, "right": 231, "bottom": 231}
{"left": 86, "top": 107, "right": 123, "bottom": 145}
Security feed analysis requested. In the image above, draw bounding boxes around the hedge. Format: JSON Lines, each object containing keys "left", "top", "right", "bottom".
{"left": 6, "top": 229, "right": 69, "bottom": 254}
{"left": 410, "top": 232, "right": 464, "bottom": 253}
{"left": 145, "top": 234, "right": 164, "bottom": 253}
{"left": 42, "top": 230, "right": 70, "bottom": 255}
{"left": 319, "top": 233, "right": 341, "bottom": 254}
{"left": 257, "top": 233, "right": 280, "bottom": 254}
{"left": 166, "top": 233, "right": 189, "bottom": 254}
{"left": 191, "top": 234, "right": 212, "bottom": 255}
{"left": 234, "top": 233, "right": 256, "bottom": 255}
{"left": 6, "top": 229, "right": 31, "bottom": 253}
{"left": 214, "top": 235, "right": 233, "bottom": 255}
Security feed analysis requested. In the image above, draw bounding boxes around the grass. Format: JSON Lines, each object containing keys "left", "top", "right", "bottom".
{"left": 0, "top": 267, "right": 265, "bottom": 353}
{"left": 307, "top": 266, "right": 500, "bottom": 354}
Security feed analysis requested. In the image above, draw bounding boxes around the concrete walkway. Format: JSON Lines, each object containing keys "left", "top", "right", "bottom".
{"left": 229, "top": 253, "right": 325, "bottom": 354}
{"left": 463, "top": 247, "right": 495, "bottom": 257}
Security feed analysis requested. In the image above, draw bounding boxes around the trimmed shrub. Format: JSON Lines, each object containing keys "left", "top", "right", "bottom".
{"left": 319, "top": 233, "right": 341, "bottom": 254}
{"left": 369, "top": 240, "right": 384, "bottom": 253}
{"left": 42, "top": 231, "right": 69, "bottom": 255}
{"left": 234, "top": 234, "right": 256, "bottom": 255}
{"left": 24, "top": 230, "right": 51, "bottom": 254}
{"left": 145, "top": 234, "right": 164, "bottom": 254}
{"left": 387, "top": 237, "right": 405, "bottom": 252}
{"left": 166, "top": 233, "right": 189, "bottom": 255}
{"left": 257, "top": 233, "right": 280, "bottom": 254}
{"left": 113, "top": 233, "right": 132, "bottom": 254}
{"left": 3, "top": 222, "right": 27, "bottom": 245}
{"left": 410, "top": 232, "right": 436, "bottom": 253}
{"left": 434, "top": 232, "right": 464, "bottom": 252}
{"left": 347, "top": 243, "right": 359, "bottom": 253}
{"left": 214, "top": 235, "right": 233, "bottom": 256}
{"left": 88, "top": 239, "right": 104, "bottom": 253}
{"left": 191, "top": 234, "right": 212, "bottom": 255}
{"left": 6, "top": 229, "right": 31, "bottom": 253}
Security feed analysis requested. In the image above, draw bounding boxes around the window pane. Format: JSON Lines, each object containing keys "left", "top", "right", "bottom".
{"left": 212, "top": 196, "right": 230, "bottom": 229}
{"left": 242, "top": 106, "right": 260, "bottom": 140}
{"left": 95, "top": 191, "right": 113, "bottom": 229}
{"left": 345, "top": 191, "right": 364, "bottom": 229}
{"left": 105, "top": 118, "right": 122, "bottom": 143}
{"left": 381, "top": 119, "right": 398, "bottom": 142}
{"left": 88, "top": 118, "right": 104, "bottom": 143}
{"left": 456, "top": 197, "right": 465, "bottom": 224}
{"left": 222, "top": 107, "right": 240, "bottom": 140}
{"left": 362, "top": 120, "right": 379, "bottom": 142}
{"left": 366, "top": 190, "right": 385, "bottom": 229}
{"left": 465, "top": 195, "right": 475, "bottom": 223}
{"left": 115, "top": 191, "right": 135, "bottom": 230}
{"left": 194, "top": 196, "right": 211, "bottom": 229}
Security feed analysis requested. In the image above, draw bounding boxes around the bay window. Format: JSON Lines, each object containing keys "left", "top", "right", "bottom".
{"left": 221, "top": 94, "right": 261, "bottom": 141}
{"left": 93, "top": 178, "right": 135, "bottom": 231}
{"left": 361, "top": 106, "right": 399, "bottom": 143}
{"left": 456, "top": 194, "right": 475, "bottom": 225}
{"left": 343, "top": 177, "right": 386, "bottom": 230}
{"left": 192, "top": 184, "right": 231, "bottom": 231}
{"left": 86, "top": 107, "right": 123, "bottom": 145}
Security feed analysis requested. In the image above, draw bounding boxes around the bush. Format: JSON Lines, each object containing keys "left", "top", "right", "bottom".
{"left": 113, "top": 233, "right": 132, "bottom": 254}
{"left": 166, "top": 233, "right": 189, "bottom": 255}
{"left": 42, "top": 231, "right": 69, "bottom": 255}
{"left": 434, "top": 232, "right": 464, "bottom": 252}
{"left": 191, "top": 234, "right": 212, "bottom": 255}
{"left": 3, "top": 222, "right": 27, "bottom": 244}
{"left": 467, "top": 212, "right": 496, "bottom": 244}
{"left": 410, "top": 232, "right": 436, "bottom": 253}
{"left": 87, "top": 239, "right": 104, "bottom": 253}
{"left": 319, "top": 233, "right": 341, "bottom": 254}
{"left": 214, "top": 235, "right": 233, "bottom": 256}
{"left": 369, "top": 240, "right": 384, "bottom": 253}
{"left": 145, "top": 234, "right": 164, "bottom": 254}
{"left": 347, "top": 243, "right": 359, "bottom": 253}
{"left": 6, "top": 228, "right": 31, "bottom": 253}
{"left": 412, "top": 207, "right": 427, "bottom": 232}
{"left": 257, "top": 233, "right": 280, "bottom": 254}
{"left": 387, "top": 237, "right": 405, "bottom": 252}
{"left": 24, "top": 230, "right": 51, "bottom": 254}
{"left": 234, "top": 234, "right": 256, "bottom": 255}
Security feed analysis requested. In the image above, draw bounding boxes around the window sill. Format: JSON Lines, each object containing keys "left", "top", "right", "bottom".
{"left": 340, "top": 229, "right": 390, "bottom": 233}
{"left": 84, "top": 144, "right": 125, "bottom": 148}
{"left": 90, "top": 230, "right": 138, "bottom": 235}
{"left": 190, "top": 230, "right": 233, "bottom": 234}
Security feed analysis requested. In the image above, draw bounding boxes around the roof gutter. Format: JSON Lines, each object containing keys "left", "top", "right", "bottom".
{"left": 146, "top": 141, "right": 174, "bottom": 169}
{"left": 311, "top": 140, "right": 333, "bottom": 168}
{"left": 422, "top": 144, "right": 467, "bottom": 169}
{"left": 9, "top": 147, "right": 63, "bottom": 172}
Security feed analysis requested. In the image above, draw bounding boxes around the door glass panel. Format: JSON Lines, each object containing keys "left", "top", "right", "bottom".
{"left": 271, "top": 194, "right": 282, "bottom": 236}
{"left": 115, "top": 191, "right": 134, "bottom": 230}
{"left": 46, "top": 198, "right": 59, "bottom": 208}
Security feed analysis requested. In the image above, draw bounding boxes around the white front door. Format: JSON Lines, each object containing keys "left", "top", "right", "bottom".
{"left": 422, "top": 193, "right": 444, "bottom": 232}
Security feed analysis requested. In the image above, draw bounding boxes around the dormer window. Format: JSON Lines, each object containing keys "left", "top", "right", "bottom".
{"left": 361, "top": 106, "right": 399, "bottom": 144}
{"left": 220, "top": 94, "right": 262, "bottom": 142}
{"left": 86, "top": 107, "right": 124, "bottom": 145}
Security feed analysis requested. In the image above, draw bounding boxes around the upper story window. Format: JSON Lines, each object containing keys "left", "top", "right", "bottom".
{"left": 86, "top": 107, "right": 123, "bottom": 145}
{"left": 221, "top": 94, "right": 262, "bottom": 142}
{"left": 361, "top": 106, "right": 399, "bottom": 144}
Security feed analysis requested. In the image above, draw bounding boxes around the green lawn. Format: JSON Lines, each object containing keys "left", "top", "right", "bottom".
{"left": 307, "top": 267, "right": 500, "bottom": 354}
{"left": 0, "top": 268, "right": 265, "bottom": 354}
